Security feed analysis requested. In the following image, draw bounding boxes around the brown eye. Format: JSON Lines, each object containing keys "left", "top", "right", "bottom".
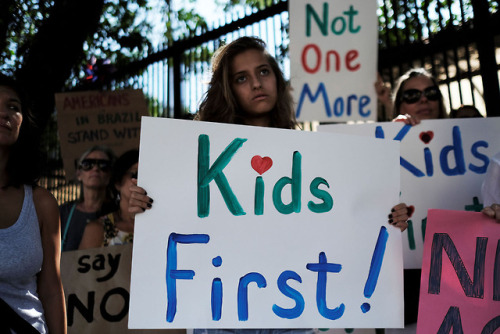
{"left": 8, "top": 103, "right": 21, "bottom": 112}
{"left": 235, "top": 76, "right": 246, "bottom": 84}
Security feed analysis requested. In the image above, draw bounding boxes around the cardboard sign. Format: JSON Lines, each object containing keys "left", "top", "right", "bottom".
{"left": 318, "top": 117, "right": 500, "bottom": 268}
{"left": 289, "top": 0, "right": 378, "bottom": 122}
{"left": 55, "top": 89, "right": 149, "bottom": 179}
{"left": 61, "top": 244, "right": 184, "bottom": 333}
{"left": 129, "top": 117, "right": 404, "bottom": 329}
{"left": 417, "top": 209, "right": 500, "bottom": 333}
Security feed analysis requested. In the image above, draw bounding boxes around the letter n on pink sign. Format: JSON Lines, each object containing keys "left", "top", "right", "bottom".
{"left": 417, "top": 209, "right": 500, "bottom": 333}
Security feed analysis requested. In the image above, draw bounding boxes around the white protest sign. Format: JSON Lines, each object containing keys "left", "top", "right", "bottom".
{"left": 289, "top": 0, "right": 378, "bottom": 122}
{"left": 129, "top": 117, "right": 404, "bottom": 329}
{"left": 318, "top": 117, "right": 500, "bottom": 269}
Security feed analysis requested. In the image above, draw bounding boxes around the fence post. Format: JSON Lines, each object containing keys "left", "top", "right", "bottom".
{"left": 173, "top": 51, "right": 182, "bottom": 119}
{"left": 471, "top": 0, "right": 500, "bottom": 117}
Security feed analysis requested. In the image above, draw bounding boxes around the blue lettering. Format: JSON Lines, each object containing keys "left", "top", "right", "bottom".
{"left": 273, "top": 270, "right": 305, "bottom": 319}
{"left": 166, "top": 233, "right": 210, "bottom": 322}
{"left": 296, "top": 83, "right": 331, "bottom": 118}
{"left": 439, "top": 126, "right": 466, "bottom": 176}
{"left": 307, "top": 252, "right": 345, "bottom": 320}
{"left": 469, "top": 140, "right": 489, "bottom": 174}
{"left": 237, "top": 273, "right": 267, "bottom": 321}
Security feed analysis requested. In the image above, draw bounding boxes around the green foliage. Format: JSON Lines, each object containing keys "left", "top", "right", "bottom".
{"left": 0, "top": 0, "right": 53, "bottom": 74}
{"left": 377, "top": 0, "right": 497, "bottom": 49}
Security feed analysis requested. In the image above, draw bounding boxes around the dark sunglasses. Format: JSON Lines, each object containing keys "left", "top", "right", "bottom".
{"left": 400, "top": 86, "right": 441, "bottom": 104}
{"left": 79, "top": 159, "right": 112, "bottom": 172}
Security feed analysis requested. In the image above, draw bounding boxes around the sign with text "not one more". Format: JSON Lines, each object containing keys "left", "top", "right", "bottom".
{"left": 129, "top": 118, "right": 404, "bottom": 329}
{"left": 289, "top": 0, "right": 378, "bottom": 122}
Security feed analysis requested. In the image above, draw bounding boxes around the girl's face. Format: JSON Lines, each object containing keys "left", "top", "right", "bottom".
{"left": 77, "top": 150, "right": 112, "bottom": 188}
{"left": 115, "top": 162, "right": 138, "bottom": 203}
{"left": 0, "top": 86, "right": 23, "bottom": 147}
{"left": 230, "top": 49, "right": 278, "bottom": 126}
{"left": 399, "top": 76, "right": 441, "bottom": 120}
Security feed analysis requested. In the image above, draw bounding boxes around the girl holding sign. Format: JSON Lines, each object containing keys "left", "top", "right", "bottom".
{"left": 128, "top": 38, "right": 411, "bottom": 333}
{"left": 130, "top": 37, "right": 410, "bottom": 230}
{"left": 0, "top": 74, "right": 66, "bottom": 333}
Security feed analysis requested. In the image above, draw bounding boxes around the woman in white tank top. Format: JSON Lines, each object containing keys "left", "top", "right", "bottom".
{"left": 0, "top": 74, "right": 66, "bottom": 333}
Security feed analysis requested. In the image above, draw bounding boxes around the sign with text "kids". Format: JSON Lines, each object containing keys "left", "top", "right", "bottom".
{"left": 289, "top": 0, "right": 378, "bottom": 122}
{"left": 129, "top": 118, "right": 404, "bottom": 329}
{"left": 417, "top": 210, "right": 500, "bottom": 333}
{"left": 55, "top": 89, "right": 148, "bottom": 179}
{"left": 318, "top": 118, "right": 500, "bottom": 269}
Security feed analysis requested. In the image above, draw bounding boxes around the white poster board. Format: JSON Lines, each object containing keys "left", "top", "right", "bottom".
{"left": 318, "top": 117, "right": 500, "bottom": 269}
{"left": 129, "top": 118, "right": 404, "bottom": 329}
{"left": 289, "top": 0, "right": 378, "bottom": 122}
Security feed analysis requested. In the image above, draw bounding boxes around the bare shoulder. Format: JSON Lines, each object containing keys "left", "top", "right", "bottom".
{"left": 32, "top": 186, "right": 59, "bottom": 226}
{"left": 32, "top": 186, "right": 58, "bottom": 209}
{"left": 79, "top": 218, "right": 105, "bottom": 249}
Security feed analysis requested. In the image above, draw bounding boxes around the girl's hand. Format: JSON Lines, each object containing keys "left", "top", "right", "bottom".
{"left": 388, "top": 203, "right": 410, "bottom": 232}
{"left": 128, "top": 179, "right": 154, "bottom": 214}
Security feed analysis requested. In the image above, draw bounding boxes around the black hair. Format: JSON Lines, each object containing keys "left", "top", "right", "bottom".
{"left": 0, "top": 73, "right": 41, "bottom": 187}
{"left": 111, "top": 149, "right": 139, "bottom": 188}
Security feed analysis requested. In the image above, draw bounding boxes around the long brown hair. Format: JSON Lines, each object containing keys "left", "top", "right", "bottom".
{"left": 196, "top": 37, "right": 296, "bottom": 129}
{"left": 392, "top": 68, "right": 447, "bottom": 119}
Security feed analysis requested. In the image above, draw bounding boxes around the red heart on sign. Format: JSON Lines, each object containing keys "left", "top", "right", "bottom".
{"left": 419, "top": 131, "right": 434, "bottom": 144}
{"left": 251, "top": 156, "right": 273, "bottom": 175}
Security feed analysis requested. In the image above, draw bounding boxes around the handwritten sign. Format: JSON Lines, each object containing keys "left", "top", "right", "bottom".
{"left": 289, "top": 0, "right": 378, "bottom": 122}
{"left": 129, "top": 117, "right": 404, "bottom": 329}
{"left": 60, "top": 244, "right": 183, "bottom": 333}
{"left": 55, "top": 89, "right": 149, "bottom": 179}
{"left": 417, "top": 209, "right": 500, "bottom": 333}
{"left": 318, "top": 117, "right": 500, "bottom": 268}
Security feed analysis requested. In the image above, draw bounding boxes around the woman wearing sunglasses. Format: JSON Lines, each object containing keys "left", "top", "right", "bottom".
{"left": 391, "top": 68, "right": 447, "bottom": 125}
{"left": 59, "top": 145, "right": 117, "bottom": 251}
{"left": 78, "top": 149, "right": 142, "bottom": 249}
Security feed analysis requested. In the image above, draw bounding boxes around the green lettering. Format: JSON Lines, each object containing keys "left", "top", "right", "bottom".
{"left": 197, "top": 135, "right": 247, "bottom": 218}
{"left": 272, "top": 151, "right": 302, "bottom": 214}
{"left": 306, "top": 3, "right": 328, "bottom": 36}
{"left": 307, "top": 177, "right": 333, "bottom": 213}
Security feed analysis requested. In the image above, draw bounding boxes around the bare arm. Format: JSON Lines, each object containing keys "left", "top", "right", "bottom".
{"left": 33, "top": 187, "right": 67, "bottom": 334}
{"left": 374, "top": 73, "right": 393, "bottom": 120}
{"left": 78, "top": 220, "right": 105, "bottom": 250}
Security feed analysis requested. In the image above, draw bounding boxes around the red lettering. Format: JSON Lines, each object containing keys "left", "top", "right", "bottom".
{"left": 346, "top": 50, "right": 360, "bottom": 71}
{"left": 325, "top": 50, "right": 341, "bottom": 72}
{"left": 301, "top": 44, "right": 321, "bottom": 74}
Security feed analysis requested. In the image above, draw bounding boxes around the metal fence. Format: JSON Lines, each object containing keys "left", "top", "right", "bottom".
{"left": 42, "top": 0, "right": 500, "bottom": 204}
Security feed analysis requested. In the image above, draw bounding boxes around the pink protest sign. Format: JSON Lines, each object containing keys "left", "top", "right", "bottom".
{"left": 417, "top": 209, "right": 500, "bottom": 333}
